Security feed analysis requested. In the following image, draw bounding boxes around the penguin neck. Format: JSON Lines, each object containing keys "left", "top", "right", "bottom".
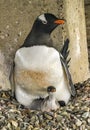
{"left": 22, "top": 29, "right": 53, "bottom": 47}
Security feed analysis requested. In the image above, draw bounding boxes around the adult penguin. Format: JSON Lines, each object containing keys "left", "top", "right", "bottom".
{"left": 10, "top": 13, "right": 76, "bottom": 111}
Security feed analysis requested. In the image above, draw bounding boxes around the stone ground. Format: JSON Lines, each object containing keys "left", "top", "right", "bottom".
{"left": 0, "top": 79, "right": 90, "bottom": 130}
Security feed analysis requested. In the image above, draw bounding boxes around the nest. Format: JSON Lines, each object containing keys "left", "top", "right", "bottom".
{"left": 0, "top": 79, "right": 90, "bottom": 130}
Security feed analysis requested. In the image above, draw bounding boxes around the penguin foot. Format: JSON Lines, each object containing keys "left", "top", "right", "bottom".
{"left": 58, "top": 100, "right": 66, "bottom": 107}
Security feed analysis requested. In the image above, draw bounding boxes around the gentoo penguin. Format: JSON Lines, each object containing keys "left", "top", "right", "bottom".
{"left": 10, "top": 13, "right": 76, "bottom": 111}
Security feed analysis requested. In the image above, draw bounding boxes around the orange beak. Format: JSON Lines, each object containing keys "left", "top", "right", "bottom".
{"left": 54, "top": 19, "right": 65, "bottom": 24}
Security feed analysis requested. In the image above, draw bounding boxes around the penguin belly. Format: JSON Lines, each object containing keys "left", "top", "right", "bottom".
{"left": 14, "top": 46, "right": 71, "bottom": 107}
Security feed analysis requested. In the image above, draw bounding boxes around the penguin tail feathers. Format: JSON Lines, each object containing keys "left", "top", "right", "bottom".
{"left": 61, "top": 38, "right": 70, "bottom": 65}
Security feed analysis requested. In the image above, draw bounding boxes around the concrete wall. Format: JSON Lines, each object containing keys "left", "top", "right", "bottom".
{"left": 64, "top": 0, "right": 90, "bottom": 83}
{"left": 85, "top": 0, "right": 90, "bottom": 66}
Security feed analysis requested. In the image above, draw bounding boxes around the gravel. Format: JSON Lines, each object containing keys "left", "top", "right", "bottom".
{"left": 0, "top": 78, "right": 90, "bottom": 130}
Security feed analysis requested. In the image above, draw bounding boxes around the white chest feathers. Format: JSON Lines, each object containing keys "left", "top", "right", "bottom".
{"left": 14, "top": 46, "right": 71, "bottom": 106}
{"left": 15, "top": 46, "right": 62, "bottom": 71}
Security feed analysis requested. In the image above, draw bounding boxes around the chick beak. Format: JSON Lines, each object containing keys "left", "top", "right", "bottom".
{"left": 54, "top": 19, "right": 65, "bottom": 24}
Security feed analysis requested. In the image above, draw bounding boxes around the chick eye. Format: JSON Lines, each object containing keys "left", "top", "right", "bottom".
{"left": 42, "top": 20, "right": 47, "bottom": 24}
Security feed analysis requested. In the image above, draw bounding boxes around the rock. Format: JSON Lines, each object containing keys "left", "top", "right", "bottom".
{"left": 87, "top": 118, "right": 90, "bottom": 124}
{"left": 76, "top": 119, "right": 82, "bottom": 126}
{"left": 43, "top": 112, "right": 53, "bottom": 120}
{"left": 10, "top": 120, "right": 18, "bottom": 127}
{"left": 82, "top": 112, "right": 90, "bottom": 119}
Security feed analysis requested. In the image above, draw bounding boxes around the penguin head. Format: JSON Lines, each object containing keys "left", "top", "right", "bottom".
{"left": 22, "top": 13, "right": 65, "bottom": 47}
{"left": 32, "top": 13, "right": 65, "bottom": 34}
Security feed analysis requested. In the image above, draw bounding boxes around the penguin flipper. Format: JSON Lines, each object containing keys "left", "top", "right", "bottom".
{"left": 61, "top": 39, "right": 69, "bottom": 60}
{"left": 60, "top": 54, "right": 76, "bottom": 96}
{"left": 9, "top": 62, "right": 15, "bottom": 98}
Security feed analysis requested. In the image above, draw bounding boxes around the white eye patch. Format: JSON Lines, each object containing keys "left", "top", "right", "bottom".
{"left": 38, "top": 14, "right": 47, "bottom": 24}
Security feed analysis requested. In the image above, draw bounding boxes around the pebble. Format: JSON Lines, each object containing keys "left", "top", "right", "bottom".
{"left": 10, "top": 120, "right": 18, "bottom": 127}
{"left": 87, "top": 118, "right": 90, "bottom": 124}
{"left": 73, "top": 124, "right": 76, "bottom": 129}
{"left": 38, "top": 115, "right": 43, "bottom": 124}
{"left": 44, "top": 112, "right": 53, "bottom": 120}
{"left": 56, "top": 115, "right": 62, "bottom": 121}
{"left": 76, "top": 119, "right": 82, "bottom": 126}
{"left": 82, "top": 112, "right": 90, "bottom": 118}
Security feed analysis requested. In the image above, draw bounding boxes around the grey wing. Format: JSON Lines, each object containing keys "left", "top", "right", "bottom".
{"left": 60, "top": 54, "right": 76, "bottom": 96}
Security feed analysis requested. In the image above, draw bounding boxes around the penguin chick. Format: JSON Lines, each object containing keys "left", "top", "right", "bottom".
{"left": 41, "top": 86, "right": 59, "bottom": 112}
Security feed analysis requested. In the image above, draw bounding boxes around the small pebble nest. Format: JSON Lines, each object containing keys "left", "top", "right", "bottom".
{"left": 0, "top": 79, "right": 90, "bottom": 130}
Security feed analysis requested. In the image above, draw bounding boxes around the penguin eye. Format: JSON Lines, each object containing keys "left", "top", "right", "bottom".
{"left": 42, "top": 20, "right": 47, "bottom": 24}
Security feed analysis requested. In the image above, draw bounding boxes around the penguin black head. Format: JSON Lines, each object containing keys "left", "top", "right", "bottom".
{"left": 33, "top": 13, "right": 65, "bottom": 34}
{"left": 22, "top": 13, "right": 65, "bottom": 47}
{"left": 47, "top": 86, "right": 56, "bottom": 93}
